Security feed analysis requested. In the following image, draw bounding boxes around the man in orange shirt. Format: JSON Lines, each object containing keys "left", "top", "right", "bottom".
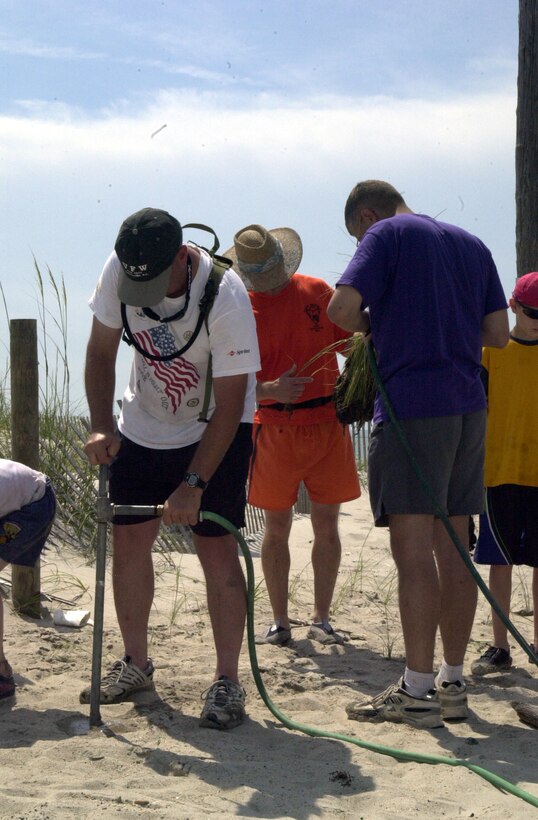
{"left": 226, "top": 225, "right": 360, "bottom": 645}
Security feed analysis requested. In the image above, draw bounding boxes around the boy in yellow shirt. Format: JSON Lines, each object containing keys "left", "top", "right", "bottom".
{"left": 472, "top": 272, "right": 538, "bottom": 674}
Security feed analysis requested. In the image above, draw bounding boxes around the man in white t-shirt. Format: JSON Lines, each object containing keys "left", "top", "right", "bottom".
{"left": 80, "top": 208, "right": 260, "bottom": 730}
{"left": 0, "top": 459, "right": 56, "bottom": 700}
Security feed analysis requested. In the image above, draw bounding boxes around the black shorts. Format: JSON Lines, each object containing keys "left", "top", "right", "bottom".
{"left": 109, "top": 423, "right": 253, "bottom": 538}
{"left": 474, "top": 485, "right": 538, "bottom": 567}
{"left": 368, "top": 411, "right": 486, "bottom": 527}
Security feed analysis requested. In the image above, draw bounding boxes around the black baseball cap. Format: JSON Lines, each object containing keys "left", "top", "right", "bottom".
{"left": 115, "top": 207, "right": 183, "bottom": 306}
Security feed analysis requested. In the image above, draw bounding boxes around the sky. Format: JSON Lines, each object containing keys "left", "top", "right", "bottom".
{"left": 0, "top": 0, "right": 520, "bottom": 409}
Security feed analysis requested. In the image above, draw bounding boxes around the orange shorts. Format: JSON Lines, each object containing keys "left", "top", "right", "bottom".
{"left": 248, "top": 421, "right": 361, "bottom": 511}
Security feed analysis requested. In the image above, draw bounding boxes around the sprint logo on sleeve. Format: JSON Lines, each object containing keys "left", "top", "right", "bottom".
{"left": 227, "top": 348, "right": 251, "bottom": 357}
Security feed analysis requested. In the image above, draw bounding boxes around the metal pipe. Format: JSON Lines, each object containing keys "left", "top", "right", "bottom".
{"left": 89, "top": 464, "right": 110, "bottom": 727}
{"left": 88, "top": 477, "right": 164, "bottom": 726}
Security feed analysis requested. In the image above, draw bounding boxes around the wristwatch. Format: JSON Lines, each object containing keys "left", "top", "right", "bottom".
{"left": 183, "top": 472, "right": 207, "bottom": 490}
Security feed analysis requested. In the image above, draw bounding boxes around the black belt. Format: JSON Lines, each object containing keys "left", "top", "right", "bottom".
{"left": 262, "top": 395, "right": 334, "bottom": 412}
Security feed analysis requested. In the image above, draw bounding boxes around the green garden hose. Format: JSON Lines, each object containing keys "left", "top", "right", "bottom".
{"left": 201, "top": 509, "right": 538, "bottom": 810}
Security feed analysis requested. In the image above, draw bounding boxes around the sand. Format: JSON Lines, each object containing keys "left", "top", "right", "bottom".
{"left": 1, "top": 493, "right": 537, "bottom": 819}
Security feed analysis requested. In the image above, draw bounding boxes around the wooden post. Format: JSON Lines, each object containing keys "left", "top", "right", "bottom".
{"left": 9, "top": 319, "right": 41, "bottom": 618}
{"left": 516, "top": 0, "right": 538, "bottom": 276}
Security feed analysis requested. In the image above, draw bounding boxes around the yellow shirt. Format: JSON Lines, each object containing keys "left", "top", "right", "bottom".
{"left": 483, "top": 337, "right": 538, "bottom": 487}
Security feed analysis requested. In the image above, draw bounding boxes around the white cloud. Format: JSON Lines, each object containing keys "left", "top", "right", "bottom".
{"left": 0, "top": 87, "right": 517, "bottom": 406}
{"left": 0, "top": 33, "right": 103, "bottom": 61}
{"left": 0, "top": 89, "right": 515, "bottom": 167}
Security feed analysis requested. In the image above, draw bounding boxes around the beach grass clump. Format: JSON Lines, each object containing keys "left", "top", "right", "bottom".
{"left": 333, "top": 334, "right": 376, "bottom": 426}
{"left": 294, "top": 333, "right": 376, "bottom": 427}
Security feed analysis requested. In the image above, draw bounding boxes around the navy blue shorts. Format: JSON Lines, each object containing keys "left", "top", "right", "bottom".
{"left": 474, "top": 484, "right": 538, "bottom": 567}
{"left": 0, "top": 479, "right": 56, "bottom": 567}
{"left": 109, "top": 423, "right": 253, "bottom": 538}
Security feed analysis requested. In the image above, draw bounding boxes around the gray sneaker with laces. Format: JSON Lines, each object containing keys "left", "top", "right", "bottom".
{"left": 79, "top": 656, "right": 154, "bottom": 704}
{"left": 199, "top": 675, "right": 246, "bottom": 730}
{"left": 255, "top": 624, "right": 291, "bottom": 646}
{"left": 307, "top": 621, "right": 347, "bottom": 645}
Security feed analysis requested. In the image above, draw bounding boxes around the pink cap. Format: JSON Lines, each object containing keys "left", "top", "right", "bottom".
{"left": 513, "top": 272, "right": 538, "bottom": 307}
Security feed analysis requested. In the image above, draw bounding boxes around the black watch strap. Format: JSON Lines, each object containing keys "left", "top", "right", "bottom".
{"left": 184, "top": 472, "right": 207, "bottom": 490}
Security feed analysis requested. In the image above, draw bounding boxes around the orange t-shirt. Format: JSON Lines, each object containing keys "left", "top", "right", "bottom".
{"left": 250, "top": 274, "right": 351, "bottom": 425}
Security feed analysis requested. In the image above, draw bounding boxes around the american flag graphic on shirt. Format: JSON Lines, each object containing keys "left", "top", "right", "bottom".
{"left": 134, "top": 324, "right": 200, "bottom": 413}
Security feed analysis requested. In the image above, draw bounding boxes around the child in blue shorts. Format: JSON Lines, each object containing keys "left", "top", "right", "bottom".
{"left": 472, "top": 272, "right": 538, "bottom": 674}
{"left": 0, "top": 459, "right": 56, "bottom": 698}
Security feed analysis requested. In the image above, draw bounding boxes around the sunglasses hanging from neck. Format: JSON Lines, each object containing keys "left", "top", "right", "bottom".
{"left": 142, "top": 256, "right": 192, "bottom": 323}
{"left": 120, "top": 256, "right": 204, "bottom": 362}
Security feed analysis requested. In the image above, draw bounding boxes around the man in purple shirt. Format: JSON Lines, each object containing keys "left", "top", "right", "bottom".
{"left": 328, "top": 180, "right": 508, "bottom": 729}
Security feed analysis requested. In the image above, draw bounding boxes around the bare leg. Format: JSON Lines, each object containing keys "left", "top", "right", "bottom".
{"left": 195, "top": 533, "right": 246, "bottom": 684}
{"left": 487, "top": 564, "right": 512, "bottom": 652}
{"left": 389, "top": 514, "right": 439, "bottom": 673}
{"left": 0, "top": 559, "right": 6, "bottom": 664}
{"left": 112, "top": 519, "right": 159, "bottom": 670}
{"left": 260, "top": 508, "right": 293, "bottom": 629}
{"left": 310, "top": 502, "right": 341, "bottom": 623}
{"left": 433, "top": 515, "right": 478, "bottom": 665}
{"left": 534, "top": 568, "right": 538, "bottom": 649}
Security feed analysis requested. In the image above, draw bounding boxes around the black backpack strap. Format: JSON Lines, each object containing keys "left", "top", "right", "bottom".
{"left": 181, "top": 223, "right": 220, "bottom": 255}
{"left": 121, "top": 301, "right": 206, "bottom": 361}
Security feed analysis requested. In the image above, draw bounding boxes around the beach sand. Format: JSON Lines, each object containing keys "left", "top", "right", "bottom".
{"left": 1, "top": 493, "right": 537, "bottom": 819}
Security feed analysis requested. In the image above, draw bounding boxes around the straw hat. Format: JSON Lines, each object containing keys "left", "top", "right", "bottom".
{"left": 224, "top": 224, "right": 302, "bottom": 292}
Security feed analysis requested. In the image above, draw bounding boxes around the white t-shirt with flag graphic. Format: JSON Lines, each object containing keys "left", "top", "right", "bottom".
{"left": 89, "top": 248, "right": 260, "bottom": 449}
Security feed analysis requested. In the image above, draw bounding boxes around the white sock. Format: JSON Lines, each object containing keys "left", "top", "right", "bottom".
{"left": 435, "top": 659, "right": 464, "bottom": 685}
{"left": 403, "top": 667, "right": 435, "bottom": 698}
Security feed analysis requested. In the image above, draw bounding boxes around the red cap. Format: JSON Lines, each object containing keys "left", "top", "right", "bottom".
{"left": 513, "top": 272, "right": 538, "bottom": 308}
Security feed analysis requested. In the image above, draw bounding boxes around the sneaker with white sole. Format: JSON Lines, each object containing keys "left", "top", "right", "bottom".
{"left": 470, "top": 646, "right": 512, "bottom": 676}
{"left": 199, "top": 675, "right": 246, "bottom": 730}
{"left": 79, "top": 656, "right": 154, "bottom": 704}
{"left": 255, "top": 624, "right": 291, "bottom": 646}
{"left": 435, "top": 678, "right": 468, "bottom": 720}
{"left": 346, "top": 678, "right": 444, "bottom": 729}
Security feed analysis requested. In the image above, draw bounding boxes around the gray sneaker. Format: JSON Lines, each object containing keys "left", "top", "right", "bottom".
{"left": 346, "top": 678, "right": 444, "bottom": 729}
{"left": 471, "top": 646, "right": 512, "bottom": 676}
{"left": 307, "top": 621, "right": 347, "bottom": 645}
{"left": 79, "top": 656, "right": 154, "bottom": 704}
{"left": 435, "top": 678, "right": 468, "bottom": 720}
{"left": 199, "top": 676, "right": 246, "bottom": 730}
{"left": 255, "top": 624, "right": 291, "bottom": 646}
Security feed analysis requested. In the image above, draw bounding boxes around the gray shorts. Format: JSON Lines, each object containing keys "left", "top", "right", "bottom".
{"left": 368, "top": 411, "right": 486, "bottom": 527}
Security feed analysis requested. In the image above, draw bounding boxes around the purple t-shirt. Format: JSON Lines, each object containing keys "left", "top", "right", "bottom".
{"left": 336, "top": 214, "right": 507, "bottom": 423}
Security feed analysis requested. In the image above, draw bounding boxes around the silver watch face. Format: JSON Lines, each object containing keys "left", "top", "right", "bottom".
{"left": 185, "top": 472, "right": 204, "bottom": 488}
